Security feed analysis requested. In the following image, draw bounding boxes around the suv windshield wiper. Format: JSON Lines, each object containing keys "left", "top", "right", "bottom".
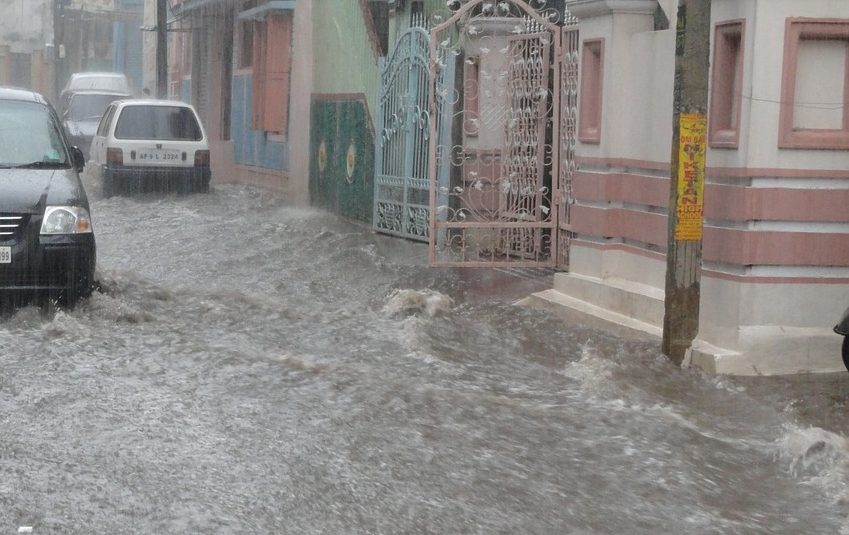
{"left": 13, "top": 161, "right": 67, "bottom": 169}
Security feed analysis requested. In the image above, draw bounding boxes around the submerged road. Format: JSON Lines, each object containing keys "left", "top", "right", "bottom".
{"left": 1, "top": 184, "right": 849, "bottom": 533}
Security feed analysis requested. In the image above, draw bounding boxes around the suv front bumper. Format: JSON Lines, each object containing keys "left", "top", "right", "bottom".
{"left": 0, "top": 233, "right": 96, "bottom": 293}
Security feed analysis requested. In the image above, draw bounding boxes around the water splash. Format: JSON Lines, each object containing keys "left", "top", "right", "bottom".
{"left": 382, "top": 289, "right": 454, "bottom": 318}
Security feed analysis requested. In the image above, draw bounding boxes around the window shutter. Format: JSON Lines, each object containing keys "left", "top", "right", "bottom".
{"left": 264, "top": 13, "right": 292, "bottom": 134}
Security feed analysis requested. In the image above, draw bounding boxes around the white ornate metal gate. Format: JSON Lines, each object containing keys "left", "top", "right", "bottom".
{"left": 373, "top": 25, "right": 432, "bottom": 241}
{"left": 557, "top": 18, "right": 579, "bottom": 269}
{"left": 427, "top": 0, "right": 578, "bottom": 268}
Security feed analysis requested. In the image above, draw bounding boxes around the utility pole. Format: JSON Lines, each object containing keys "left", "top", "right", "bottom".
{"left": 662, "top": 0, "right": 712, "bottom": 365}
{"left": 156, "top": 0, "right": 168, "bottom": 98}
{"left": 53, "top": 0, "right": 64, "bottom": 103}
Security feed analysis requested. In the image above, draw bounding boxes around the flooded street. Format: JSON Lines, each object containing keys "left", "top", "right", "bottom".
{"left": 2, "top": 184, "right": 849, "bottom": 533}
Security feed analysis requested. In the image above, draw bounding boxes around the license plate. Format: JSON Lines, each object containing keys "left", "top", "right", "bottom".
{"left": 0, "top": 247, "right": 9, "bottom": 264}
{"left": 137, "top": 150, "right": 180, "bottom": 162}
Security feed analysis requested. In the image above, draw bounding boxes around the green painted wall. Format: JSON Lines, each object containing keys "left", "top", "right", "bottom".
{"left": 312, "top": 0, "right": 379, "bottom": 120}
{"left": 310, "top": 99, "right": 375, "bottom": 224}
{"left": 310, "top": 1, "right": 381, "bottom": 223}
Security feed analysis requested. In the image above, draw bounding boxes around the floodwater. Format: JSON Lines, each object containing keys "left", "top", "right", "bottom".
{"left": 2, "top": 184, "right": 849, "bottom": 534}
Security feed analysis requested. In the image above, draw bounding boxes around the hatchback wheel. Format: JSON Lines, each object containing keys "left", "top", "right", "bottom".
{"left": 197, "top": 176, "right": 210, "bottom": 194}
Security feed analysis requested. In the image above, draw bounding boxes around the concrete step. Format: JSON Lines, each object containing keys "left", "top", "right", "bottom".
{"left": 519, "top": 289, "right": 662, "bottom": 340}
{"left": 553, "top": 272, "right": 665, "bottom": 328}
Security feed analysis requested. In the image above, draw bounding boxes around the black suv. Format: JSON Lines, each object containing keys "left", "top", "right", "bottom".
{"left": 0, "top": 87, "right": 95, "bottom": 306}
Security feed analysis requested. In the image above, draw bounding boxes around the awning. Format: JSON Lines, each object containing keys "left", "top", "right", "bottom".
{"left": 238, "top": 1, "right": 296, "bottom": 20}
{"left": 171, "top": 0, "right": 231, "bottom": 15}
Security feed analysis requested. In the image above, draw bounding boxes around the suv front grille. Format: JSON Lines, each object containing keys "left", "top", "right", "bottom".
{"left": 0, "top": 215, "right": 26, "bottom": 242}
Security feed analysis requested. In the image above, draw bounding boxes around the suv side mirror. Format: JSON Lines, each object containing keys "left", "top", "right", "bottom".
{"left": 71, "top": 146, "right": 85, "bottom": 173}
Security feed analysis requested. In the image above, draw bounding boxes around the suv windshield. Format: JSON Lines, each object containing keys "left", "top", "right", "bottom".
{"left": 114, "top": 106, "right": 203, "bottom": 141}
{"left": 69, "top": 75, "right": 128, "bottom": 93}
{"left": 0, "top": 100, "right": 68, "bottom": 167}
{"left": 67, "top": 93, "right": 123, "bottom": 122}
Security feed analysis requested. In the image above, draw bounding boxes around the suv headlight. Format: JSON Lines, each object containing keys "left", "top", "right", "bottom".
{"left": 40, "top": 206, "right": 93, "bottom": 235}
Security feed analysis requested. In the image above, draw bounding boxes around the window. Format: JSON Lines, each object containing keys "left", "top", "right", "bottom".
{"left": 251, "top": 13, "right": 292, "bottom": 134}
{"left": 579, "top": 39, "right": 604, "bottom": 144}
{"left": 97, "top": 105, "right": 116, "bottom": 137}
{"left": 710, "top": 20, "right": 744, "bottom": 148}
{"left": 779, "top": 18, "right": 849, "bottom": 150}
{"left": 237, "top": 1, "right": 260, "bottom": 69}
{"left": 115, "top": 106, "right": 203, "bottom": 141}
{"left": 367, "top": 1, "right": 390, "bottom": 55}
{"left": 240, "top": 21, "right": 254, "bottom": 68}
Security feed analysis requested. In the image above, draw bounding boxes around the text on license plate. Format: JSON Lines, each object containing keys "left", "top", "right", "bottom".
{"left": 0, "top": 247, "right": 10, "bottom": 264}
{"left": 138, "top": 150, "right": 180, "bottom": 162}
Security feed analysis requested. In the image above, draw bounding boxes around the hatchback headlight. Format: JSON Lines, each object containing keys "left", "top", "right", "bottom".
{"left": 40, "top": 206, "right": 93, "bottom": 234}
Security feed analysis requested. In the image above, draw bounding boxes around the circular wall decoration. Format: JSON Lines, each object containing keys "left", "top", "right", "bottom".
{"left": 345, "top": 141, "right": 357, "bottom": 183}
{"left": 317, "top": 140, "right": 328, "bottom": 174}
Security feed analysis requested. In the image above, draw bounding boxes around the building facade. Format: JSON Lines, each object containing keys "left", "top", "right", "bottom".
{"left": 165, "top": 0, "right": 313, "bottom": 202}
{"left": 150, "top": 0, "right": 849, "bottom": 375}
{"left": 540, "top": 0, "right": 849, "bottom": 374}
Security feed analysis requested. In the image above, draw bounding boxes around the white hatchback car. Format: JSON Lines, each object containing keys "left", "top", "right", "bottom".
{"left": 90, "top": 100, "right": 210, "bottom": 195}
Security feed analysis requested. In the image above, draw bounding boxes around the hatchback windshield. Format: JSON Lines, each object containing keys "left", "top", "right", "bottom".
{"left": 0, "top": 100, "right": 68, "bottom": 167}
{"left": 67, "top": 94, "right": 123, "bottom": 122}
{"left": 114, "top": 106, "right": 203, "bottom": 141}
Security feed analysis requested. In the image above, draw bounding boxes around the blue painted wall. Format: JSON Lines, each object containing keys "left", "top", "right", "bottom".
{"left": 181, "top": 80, "right": 192, "bottom": 106}
{"left": 112, "top": 0, "right": 144, "bottom": 93}
{"left": 230, "top": 74, "right": 288, "bottom": 171}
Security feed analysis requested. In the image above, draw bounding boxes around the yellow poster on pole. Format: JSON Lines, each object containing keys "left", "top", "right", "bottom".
{"left": 674, "top": 113, "right": 707, "bottom": 241}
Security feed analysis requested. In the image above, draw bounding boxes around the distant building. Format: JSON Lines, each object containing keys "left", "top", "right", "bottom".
{"left": 0, "top": 0, "right": 143, "bottom": 100}
{"left": 58, "top": 0, "right": 144, "bottom": 93}
{"left": 0, "top": 0, "right": 53, "bottom": 95}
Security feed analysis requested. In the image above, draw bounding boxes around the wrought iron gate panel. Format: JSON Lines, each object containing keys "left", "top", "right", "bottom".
{"left": 427, "top": 0, "right": 570, "bottom": 267}
{"left": 557, "top": 17, "right": 580, "bottom": 270}
{"left": 500, "top": 31, "right": 552, "bottom": 259}
{"left": 374, "top": 26, "right": 432, "bottom": 241}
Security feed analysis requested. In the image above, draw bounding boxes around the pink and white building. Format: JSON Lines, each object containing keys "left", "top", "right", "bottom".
{"left": 538, "top": 0, "right": 849, "bottom": 374}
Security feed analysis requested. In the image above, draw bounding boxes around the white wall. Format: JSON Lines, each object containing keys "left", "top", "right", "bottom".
{"left": 574, "top": 10, "right": 676, "bottom": 164}
{"left": 741, "top": 0, "right": 849, "bottom": 171}
{"left": 288, "top": 0, "right": 314, "bottom": 204}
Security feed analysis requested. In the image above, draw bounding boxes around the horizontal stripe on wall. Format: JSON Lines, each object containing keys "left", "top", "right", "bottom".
{"left": 572, "top": 203, "right": 849, "bottom": 266}
{"left": 574, "top": 172, "right": 849, "bottom": 223}
{"left": 572, "top": 239, "right": 849, "bottom": 284}
{"left": 573, "top": 171, "right": 669, "bottom": 209}
{"left": 703, "top": 228, "right": 849, "bottom": 267}
{"left": 572, "top": 171, "right": 849, "bottom": 222}
{"left": 576, "top": 156, "right": 849, "bottom": 179}
{"left": 705, "top": 185, "right": 849, "bottom": 223}
{"left": 570, "top": 156, "right": 849, "bottom": 269}
{"left": 571, "top": 205, "right": 668, "bottom": 247}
